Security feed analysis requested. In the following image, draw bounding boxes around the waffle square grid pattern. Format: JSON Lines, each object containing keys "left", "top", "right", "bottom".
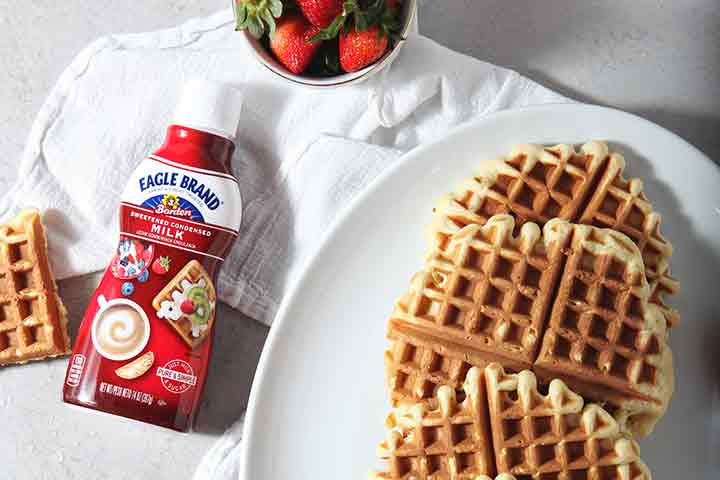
{"left": 372, "top": 365, "right": 651, "bottom": 480}
{"left": 386, "top": 214, "right": 672, "bottom": 438}
{"left": 432, "top": 141, "right": 678, "bottom": 328}
{"left": 394, "top": 215, "right": 567, "bottom": 369}
{"left": 375, "top": 368, "right": 494, "bottom": 479}
{"left": 535, "top": 226, "right": 669, "bottom": 407}
{"left": 0, "top": 210, "right": 69, "bottom": 365}
{"left": 152, "top": 259, "right": 216, "bottom": 349}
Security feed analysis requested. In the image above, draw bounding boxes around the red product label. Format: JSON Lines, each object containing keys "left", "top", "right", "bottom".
{"left": 63, "top": 127, "right": 241, "bottom": 432}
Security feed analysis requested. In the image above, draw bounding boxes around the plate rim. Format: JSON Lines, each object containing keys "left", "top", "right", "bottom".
{"left": 238, "top": 103, "right": 719, "bottom": 478}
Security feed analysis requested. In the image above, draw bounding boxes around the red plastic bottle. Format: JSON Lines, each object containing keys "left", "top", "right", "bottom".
{"left": 63, "top": 80, "right": 243, "bottom": 431}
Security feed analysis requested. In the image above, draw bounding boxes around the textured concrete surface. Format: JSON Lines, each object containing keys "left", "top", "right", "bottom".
{"left": 418, "top": 0, "right": 720, "bottom": 164}
{"left": 1, "top": 0, "right": 719, "bottom": 479}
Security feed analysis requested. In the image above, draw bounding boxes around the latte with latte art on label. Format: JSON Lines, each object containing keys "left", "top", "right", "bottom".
{"left": 92, "top": 302, "right": 149, "bottom": 361}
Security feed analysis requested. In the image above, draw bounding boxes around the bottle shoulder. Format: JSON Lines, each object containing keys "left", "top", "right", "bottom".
{"left": 154, "top": 125, "right": 236, "bottom": 175}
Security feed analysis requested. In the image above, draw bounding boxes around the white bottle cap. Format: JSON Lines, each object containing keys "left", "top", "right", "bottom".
{"left": 172, "top": 79, "right": 243, "bottom": 140}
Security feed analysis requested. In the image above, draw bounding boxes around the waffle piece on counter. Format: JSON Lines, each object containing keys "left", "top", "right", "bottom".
{"left": 0, "top": 209, "right": 70, "bottom": 366}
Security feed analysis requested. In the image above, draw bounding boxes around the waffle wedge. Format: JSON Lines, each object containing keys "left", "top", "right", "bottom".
{"left": 0, "top": 209, "right": 70, "bottom": 366}
{"left": 578, "top": 153, "right": 678, "bottom": 326}
{"left": 386, "top": 215, "right": 569, "bottom": 406}
{"left": 152, "top": 260, "right": 216, "bottom": 349}
{"left": 432, "top": 142, "right": 678, "bottom": 327}
{"left": 372, "top": 364, "right": 652, "bottom": 480}
{"left": 485, "top": 364, "right": 651, "bottom": 480}
{"left": 534, "top": 221, "right": 673, "bottom": 436}
{"left": 372, "top": 367, "right": 495, "bottom": 480}
{"left": 386, "top": 215, "right": 672, "bottom": 436}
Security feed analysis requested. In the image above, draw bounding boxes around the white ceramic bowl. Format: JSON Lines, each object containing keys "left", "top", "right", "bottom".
{"left": 235, "top": 0, "right": 417, "bottom": 88}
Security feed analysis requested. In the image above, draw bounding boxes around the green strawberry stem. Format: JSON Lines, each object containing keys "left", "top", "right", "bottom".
{"left": 309, "top": 0, "right": 401, "bottom": 43}
{"left": 235, "top": 0, "right": 284, "bottom": 38}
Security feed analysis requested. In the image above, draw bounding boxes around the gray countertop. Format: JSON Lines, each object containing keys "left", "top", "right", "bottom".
{"left": 1, "top": 1, "right": 718, "bottom": 479}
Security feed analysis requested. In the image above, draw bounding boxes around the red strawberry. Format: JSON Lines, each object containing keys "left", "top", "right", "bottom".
{"left": 339, "top": 25, "right": 389, "bottom": 73}
{"left": 180, "top": 299, "right": 196, "bottom": 315}
{"left": 269, "top": 14, "right": 321, "bottom": 74}
{"left": 152, "top": 256, "right": 171, "bottom": 275}
{"left": 296, "top": 0, "right": 343, "bottom": 28}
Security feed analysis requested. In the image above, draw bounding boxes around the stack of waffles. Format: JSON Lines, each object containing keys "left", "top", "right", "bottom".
{"left": 0, "top": 209, "right": 70, "bottom": 366}
{"left": 371, "top": 142, "right": 678, "bottom": 479}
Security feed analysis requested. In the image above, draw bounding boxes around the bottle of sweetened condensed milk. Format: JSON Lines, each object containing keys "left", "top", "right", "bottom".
{"left": 63, "top": 80, "right": 243, "bottom": 431}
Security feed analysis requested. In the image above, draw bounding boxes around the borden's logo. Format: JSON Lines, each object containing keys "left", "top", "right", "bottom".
{"left": 155, "top": 194, "right": 192, "bottom": 217}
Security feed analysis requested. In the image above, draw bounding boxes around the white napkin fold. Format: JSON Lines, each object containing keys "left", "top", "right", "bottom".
{"left": 0, "top": 8, "right": 568, "bottom": 326}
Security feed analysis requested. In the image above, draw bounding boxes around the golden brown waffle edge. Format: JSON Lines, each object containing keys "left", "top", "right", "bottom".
{"left": 0, "top": 209, "right": 70, "bottom": 366}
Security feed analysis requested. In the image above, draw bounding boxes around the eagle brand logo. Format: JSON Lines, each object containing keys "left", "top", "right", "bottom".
{"left": 138, "top": 171, "right": 221, "bottom": 210}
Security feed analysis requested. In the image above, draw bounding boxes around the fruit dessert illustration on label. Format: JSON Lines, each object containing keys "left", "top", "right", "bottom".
{"left": 111, "top": 237, "right": 155, "bottom": 280}
{"left": 153, "top": 260, "right": 216, "bottom": 349}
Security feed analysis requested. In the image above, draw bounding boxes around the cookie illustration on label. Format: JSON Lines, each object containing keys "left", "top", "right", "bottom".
{"left": 115, "top": 351, "right": 155, "bottom": 379}
{"left": 152, "top": 260, "right": 216, "bottom": 349}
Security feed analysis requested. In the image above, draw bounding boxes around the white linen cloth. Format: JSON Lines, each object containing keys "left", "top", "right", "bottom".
{"left": 0, "top": 8, "right": 567, "bottom": 325}
{"left": 0, "top": 7, "right": 571, "bottom": 479}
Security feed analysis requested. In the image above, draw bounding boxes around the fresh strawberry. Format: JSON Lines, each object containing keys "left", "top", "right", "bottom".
{"left": 297, "top": 0, "right": 343, "bottom": 28}
{"left": 152, "top": 256, "right": 171, "bottom": 275}
{"left": 311, "top": 0, "right": 401, "bottom": 41}
{"left": 339, "top": 25, "right": 389, "bottom": 72}
{"left": 269, "top": 14, "right": 322, "bottom": 74}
